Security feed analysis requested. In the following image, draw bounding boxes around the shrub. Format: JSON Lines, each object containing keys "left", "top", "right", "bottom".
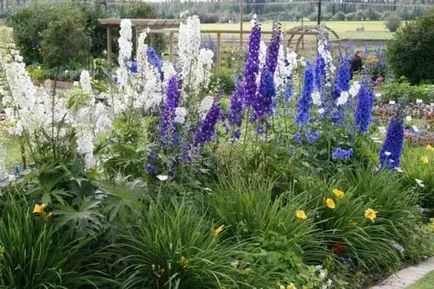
{"left": 82, "top": 3, "right": 110, "bottom": 58}
{"left": 40, "top": 2, "right": 91, "bottom": 72}
{"left": 7, "top": 1, "right": 91, "bottom": 71}
{"left": 380, "top": 78, "right": 432, "bottom": 103}
{"left": 385, "top": 13, "right": 402, "bottom": 32}
{"left": 6, "top": 2, "right": 55, "bottom": 64}
{"left": 387, "top": 8, "right": 434, "bottom": 84}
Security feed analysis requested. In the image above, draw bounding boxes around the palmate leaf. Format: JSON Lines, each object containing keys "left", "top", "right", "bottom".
{"left": 53, "top": 196, "right": 106, "bottom": 238}
{"left": 96, "top": 175, "right": 148, "bottom": 224}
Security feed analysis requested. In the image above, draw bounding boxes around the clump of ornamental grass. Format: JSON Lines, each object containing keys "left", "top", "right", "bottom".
{"left": 401, "top": 144, "right": 434, "bottom": 211}
{"left": 326, "top": 166, "right": 430, "bottom": 268}
{"left": 209, "top": 172, "right": 328, "bottom": 287}
{"left": 106, "top": 198, "right": 241, "bottom": 289}
{"left": 0, "top": 188, "right": 95, "bottom": 289}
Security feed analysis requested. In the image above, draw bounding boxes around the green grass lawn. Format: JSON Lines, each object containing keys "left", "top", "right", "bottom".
{"left": 406, "top": 271, "right": 434, "bottom": 289}
{"left": 1, "top": 134, "right": 23, "bottom": 171}
{"left": 202, "top": 20, "right": 392, "bottom": 40}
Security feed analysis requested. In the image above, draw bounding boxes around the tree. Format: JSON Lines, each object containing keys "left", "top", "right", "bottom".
{"left": 40, "top": 2, "right": 91, "bottom": 71}
{"left": 385, "top": 13, "right": 402, "bottom": 32}
{"left": 387, "top": 8, "right": 434, "bottom": 84}
{"left": 332, "top": 11, "right": 346, "bottom": 21}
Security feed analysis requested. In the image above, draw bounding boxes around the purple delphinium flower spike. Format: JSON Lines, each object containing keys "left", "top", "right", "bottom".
{"left": 161, "top": 75, "right": 182, "bottom": 147}
{"left": 379, "top": 119, "right": 404, "bottom": 170}
{"left": 354, "top": 79, "right": 374, "bottom": 133}
{"left": 252, "top": 69, "right": 276, "bottom": 127}
{"left": 229, "top": 78, "right": 245, "bottom": 139}
{"left": 194, "top": 97, "right": 221, "bottom": 147}
{"left": 295, "top": 62, "right": 314, "bottom": 127}
{"left": 315, "top": 54, "right": 326, "bottom": 91}
{"left": 264, "top": 22, "right": 282, "bottom": 74}
{"left": 242, "top": 23, "right": 261, "bottom": 107}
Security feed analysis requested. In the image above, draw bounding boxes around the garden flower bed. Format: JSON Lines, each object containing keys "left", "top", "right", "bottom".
{"left": 0, "top": 12, "right": 433, "bottom": 289}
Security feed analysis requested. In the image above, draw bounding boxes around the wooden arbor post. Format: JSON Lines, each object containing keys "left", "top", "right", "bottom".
{"left": 106, "top": 26, "right": 112, "bottom": 65}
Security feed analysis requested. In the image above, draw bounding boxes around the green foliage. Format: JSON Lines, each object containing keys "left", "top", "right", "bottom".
{"left": 108, "top": 198, "right": 241, "bottom": 289}
{"left": 384, "top": 13, "right": 402, "bottom": 32}
{"left": 387, "top": 8, "right": 434, "bottom": 84}
{"left": 118, "top": 2, "right": 158, "bottom": 18}
{"left": 335, "top": 167, "right": 427, "bottom": 266}
{"left": 118, "top": 2, "right": 166, "bottom": 55}
{"left": 7, "top": 1, "right": 91, "bottom": 71}
{"left": 379, "top": 78, "right": 434, "bottom": 103}
{"left": 40, "top": 2, "right": 91, "bottom": 70}
{"left": 0, "top": 188, "right": 95, "bottom": 288}
{"left": 6, "top": 1, "right": 54, "bottom": 64}
{"left": 401, "top": 145, "right": 434, "bottom": 210}
{"left": 97, "top": 111, "right": 150, "bottom": 180}
{"left": 333, "top": 11, "right": 346, "bottom": 21}
{"left": 210, "top": 68, "right": 235, "bottom": 95}
{"left": 63, "top": 87, "right": 93, "bottom": 113}
{"left": 209, "top": 172, "right": 329, "bottom": 287}
{"left": 82, "top": 3, "right": 110, "bottom": 58}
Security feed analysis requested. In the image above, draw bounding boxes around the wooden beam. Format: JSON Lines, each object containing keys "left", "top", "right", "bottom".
{"left": 216, "top": 32, "right": 221, "bottom": 75}
{"left": 169, "top": 31, "right": 174, "bottom": 62}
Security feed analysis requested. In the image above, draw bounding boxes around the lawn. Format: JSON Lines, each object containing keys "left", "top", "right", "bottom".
{"left": 406, "top": 271, "right": 434, "bottom": 289}
{"left": 202, "top": 20, "right": 393, "bottom": 40}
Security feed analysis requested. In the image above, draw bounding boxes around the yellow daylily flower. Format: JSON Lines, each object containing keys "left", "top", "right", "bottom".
{"left": 421, "top": 156, "right": 429, "bottom": 164}
{"left": 365, "top": 208, "right": 378, "bottom": 222}
{"left": 286, "top": 283, "right": 297, "bottom": 289}
{"left": 332, "top": 189, "right": 345, "bottom": 199}
{"left": 326, "top": 198, "right": 336, "bottom": 209}
{"left": 425, "top": 144, "right": 434, "bottom": 152}
{"left": 296, "top": 210, "right": 307, "bottom": 220}
{"left": 32, "top": 204, "right": 46, "bottom": 215}
{"left": 212, "top": 224, "right": 225, "bottom": 236}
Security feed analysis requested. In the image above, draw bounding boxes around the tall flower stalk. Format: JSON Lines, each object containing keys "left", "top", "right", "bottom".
{"left": 379, "top": 99, "right": 406, "bottom": 170}
{"left": 354, "top": 78, "right": 374, "bottom": 133}
{"left": 295, "top": 62, "right": 314, "bottom": 127}
{"left": 242, "top": 21, "right": 261, "bottom": 107}
{"left": 229, "top": 78, "right": 244, "bottom": 140}
{"left": 193, "top": 97, "right": 221, "bottom": 147}
{"left": 251, "top": 21, "right": 282, "bottom": 130}
{"left": 379, "top": 119, "right": 404, "bottom": 170}
{"left": 332, "top": 56, "right": 351, "bottom": 124}
{"left": 161, "top": 75, "right": 182, "bottom": 147}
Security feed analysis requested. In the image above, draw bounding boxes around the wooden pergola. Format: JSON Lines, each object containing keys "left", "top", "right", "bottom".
{"left": 98, "top": 18, "right": 181, "bottom": 64}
